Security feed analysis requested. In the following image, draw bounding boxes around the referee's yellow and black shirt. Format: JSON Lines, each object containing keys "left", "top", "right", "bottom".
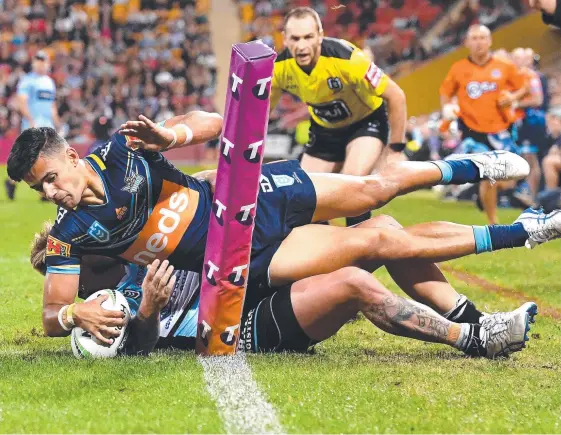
{"left": 271, "top": 37, "right": 388, "bottom": 129}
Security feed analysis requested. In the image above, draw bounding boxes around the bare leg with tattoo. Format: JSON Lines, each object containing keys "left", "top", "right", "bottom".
{"left": 289, "top": 267, "right": 533, "bottom": 358}
{"left": 353, "top": 215, "right": 481, "bottom": 322}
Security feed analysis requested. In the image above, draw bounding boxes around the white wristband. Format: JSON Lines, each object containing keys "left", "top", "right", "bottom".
{"left": 167, "top": 128, "right": 178, "bottom": 150}
{"left": 180, "top": 124, "right": 193, "bottom": 146}
{"left": 58, "top": 305, "right": 72, "bottom": 332}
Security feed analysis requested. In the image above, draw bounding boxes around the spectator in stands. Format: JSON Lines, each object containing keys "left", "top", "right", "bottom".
{"left": 529, "top": 0, "right": 561, "bottom": 27}
{"left": 5, "top": 50, "right": 60, "bottom": 200}
{"left": 0, "top": 0, "right": 217, "bottom": 168}
{"left": 87, "top": 115, "right": 113, "bottom": 155}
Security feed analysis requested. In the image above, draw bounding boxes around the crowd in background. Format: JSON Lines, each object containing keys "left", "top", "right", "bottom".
{"left": 238, "top": 0, "right": 531, "bottom": 75}
{"left": 0, "top": 0, "right": 217, "bottom": 145}
{"left": 0, "top": 0, "right": 557, "bottom": 176}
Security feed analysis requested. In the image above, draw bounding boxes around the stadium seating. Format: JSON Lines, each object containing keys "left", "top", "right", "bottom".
{"left": 0, "top": 0, "right": 217, "bottom": 161}
{"left": 235, "top": 0, "right": 535, "bottom": 75}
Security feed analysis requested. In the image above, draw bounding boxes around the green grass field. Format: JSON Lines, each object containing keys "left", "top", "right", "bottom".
{"left": 1, "top": 166, "right": 560, "bottom": 433}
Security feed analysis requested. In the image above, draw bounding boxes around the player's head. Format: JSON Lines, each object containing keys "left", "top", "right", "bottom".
{"left": 283, "top": 7, "right": 323, "bottom": 70}
{"left": 93, "top": 116, "right": 112, "bottom": 141}
{"left": 465, "top": 25, "right": 492, "bottom": 58}
{"left": 31, "top": 222, "right": 125, "bottom": 295}
{"left": 511, "top": 47, "right": 526, "bottom": 69}
{"left": 32, "top": 51, "right": 50, "bottom": 75}
{"left": 7, "top": 127, "right": 85, "bottom": 209}
{"left": 30, "top": 221, "right": 53, "bottom": 276}
{"left": 493, "top": 48, "right": 510, "bottom": 61}
{"left": 363, "top": 45, "right": 374, "bottom": 62}
{"left": 524, "top": 48, "right": 536, "bottom": 68}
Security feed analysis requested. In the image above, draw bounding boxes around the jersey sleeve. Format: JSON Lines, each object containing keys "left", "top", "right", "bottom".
{"left": 270, "top": 63, "right": 284, "bottom": 111}
{"left": 346, "top": 49, "right": 389, "bottom": 98}
{"left": 45, "top": 227, "right": 81, "bottom": 275}
{"left": 16, "top": 75, "right": 32, "bottom": 97}
{"left": 440, "top": 64, "right": 459, "bottom": 98}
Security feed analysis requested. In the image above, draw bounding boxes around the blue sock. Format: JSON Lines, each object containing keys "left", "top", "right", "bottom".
{"left": 473, "top": 223, "right": 528, "bottom": 254}
{"left": 432, "top": 160, "right": 480, "bottom": 185}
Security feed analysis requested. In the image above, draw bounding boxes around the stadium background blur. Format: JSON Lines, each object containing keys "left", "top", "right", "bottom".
{"left": 1, "top": 0, "right": 560, "bottom": 184}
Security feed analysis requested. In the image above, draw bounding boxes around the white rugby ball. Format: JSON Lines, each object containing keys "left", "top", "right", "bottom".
{"left": 71, "top": 289, "right": 131, "bottom": 359}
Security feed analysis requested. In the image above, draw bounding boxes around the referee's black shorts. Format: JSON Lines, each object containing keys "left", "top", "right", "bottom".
{"left": 305, "top": 105, "right": 389, "bottom": 163}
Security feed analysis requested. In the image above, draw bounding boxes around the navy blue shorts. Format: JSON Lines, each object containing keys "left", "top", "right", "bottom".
{"left": 517, "top": 120, "right": 547, "bottom": 155}
{"left": 246, "top": 160, "right": 317, "bottom": 307}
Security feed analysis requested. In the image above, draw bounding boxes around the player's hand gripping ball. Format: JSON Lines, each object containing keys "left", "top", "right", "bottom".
{"left": 71, "top": 290, "right": 131, "bottom": 359}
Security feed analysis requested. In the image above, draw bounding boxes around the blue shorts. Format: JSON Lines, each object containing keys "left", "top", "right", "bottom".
{"left": 459, "top": 131, "right": 520, "bottom": 154}
{"left": 517, "top": 120, "right": 547, "bottom": 155}
{"left": 247, "top": 160, "right": 317, "bottom": 301}
{"left": 458, "top": 119, "right": 520, "bottom": 154}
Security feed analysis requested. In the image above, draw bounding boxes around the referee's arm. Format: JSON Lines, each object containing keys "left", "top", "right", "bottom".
{"left": 380, "top": 77, "right": 407, "bottom": 146}
{"left": 349, "top": 52, "right": 407, "bottom": 149}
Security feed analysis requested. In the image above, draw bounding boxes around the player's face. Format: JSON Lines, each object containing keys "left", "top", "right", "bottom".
{"left": 466, "top": 28, "right": 491, "bottom": 58}
{"left": 32, "top": 58, "right": 50, "bottom": 75}
{"left": 283, "top": 15, "right": 323, "bottom": 69}
{"left": 24, "top": 149, "right": 85, "bottom": 209}
{"left": 511, "top": 49, "right": 525, "bottom": 69}
{"left": 493, "top": 49, "right": 510, "bottom": 61}
{"left": 523, "top": 50, "right": 535, "bottom": 68}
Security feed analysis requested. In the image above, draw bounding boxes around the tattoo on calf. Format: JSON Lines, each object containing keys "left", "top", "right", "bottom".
{"left": 364, "top": 293, "right": 452, "bottom": 342}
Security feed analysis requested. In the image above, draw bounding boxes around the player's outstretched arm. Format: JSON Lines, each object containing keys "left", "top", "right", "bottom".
{"left": 118, "top": 111, "right": 223, "bottom": 153}
{"left": 125, "top": 259, "right": 176, "bottom": 355}
{"left": 43, "top": 273, "right": 126, "bottom": 344}
{"left": 43, "top": 273, "right": 81, "bottom": 337}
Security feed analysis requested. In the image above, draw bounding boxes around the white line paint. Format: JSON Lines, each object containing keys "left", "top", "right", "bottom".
{"left": 199, "top": 353, "right": 284, "bottom": 434}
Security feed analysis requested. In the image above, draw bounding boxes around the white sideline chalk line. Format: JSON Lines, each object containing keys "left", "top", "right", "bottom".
{"left": 199, "top": 353, "right": 284, "bottom": 434}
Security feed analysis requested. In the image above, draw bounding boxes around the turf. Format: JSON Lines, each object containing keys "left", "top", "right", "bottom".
{"left": 0, "top": 166, "right": 560, "bottom": 433}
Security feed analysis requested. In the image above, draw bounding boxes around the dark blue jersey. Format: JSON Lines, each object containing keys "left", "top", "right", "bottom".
{"left": 45, "top": 132, "right": 213, "bottom": 275}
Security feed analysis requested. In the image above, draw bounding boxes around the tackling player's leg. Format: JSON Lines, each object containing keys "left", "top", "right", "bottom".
{"left": 269, "top": 206, "right": 561, "bottom": 286}
{"left": 354, "top": 215, "right": 482, "bottom": 323}
{"left": 245, "top": 267, "right": 535, "bottom": 359}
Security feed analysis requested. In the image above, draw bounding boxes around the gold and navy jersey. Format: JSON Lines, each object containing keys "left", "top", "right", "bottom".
{"left": 45, "top": 132, "right": 213, "bottom": 276}
{"left": 271, "top": 37, "right": 388, "bottom": 129}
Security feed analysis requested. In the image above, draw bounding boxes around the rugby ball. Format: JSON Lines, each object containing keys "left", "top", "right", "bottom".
{"left": 71, "top": 289, "right": 131, "bottom": 359}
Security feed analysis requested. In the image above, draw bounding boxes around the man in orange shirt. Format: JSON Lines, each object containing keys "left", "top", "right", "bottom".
{"left": 440, "top": 25, "right": 528, "bottom": 224}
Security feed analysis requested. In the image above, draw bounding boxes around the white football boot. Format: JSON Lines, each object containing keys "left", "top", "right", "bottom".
{"left": 480, "top": 302, "right": 537, "bottom": 359}
{"left": 514, "top": 207, "right": 561, "bottom": 248}
{"left": 446, "top": 150, "right": 530, "bottom": 183}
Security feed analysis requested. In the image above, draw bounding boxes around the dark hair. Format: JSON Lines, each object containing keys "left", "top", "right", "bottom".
{"left": 7, "top": 127, "right": 67, "bottom": 182}
{"left": 283, "top": 7, "right": 323, "bottom": 32}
